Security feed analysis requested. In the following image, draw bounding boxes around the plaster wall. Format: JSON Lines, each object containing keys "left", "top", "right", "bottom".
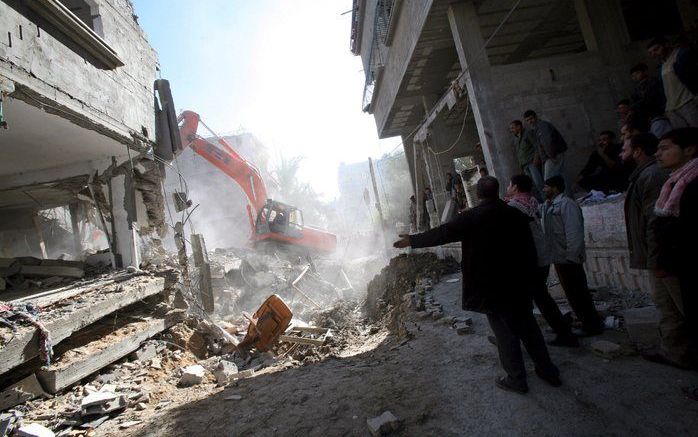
{"left": 486, "top": 51, "right": 639, "bottom": 185}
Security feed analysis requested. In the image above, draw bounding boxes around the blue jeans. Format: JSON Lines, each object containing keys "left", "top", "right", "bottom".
{"left": 524, "top": 162, "right": 544, "bottom": 199}
{"left": 543, "top": 153, "right": 565, "bottom": 180}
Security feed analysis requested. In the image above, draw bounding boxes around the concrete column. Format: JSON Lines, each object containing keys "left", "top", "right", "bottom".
{"left": 447, "top": 1, "right": 516, "bottom": 185}
{"left": 110, "top": 173, "right": 141, "bottom": 268}
{"left": 574, "top": 0, "right": 629, "bottom": 65}
{"left": 68, "top": 203, "right": 82, "bottom": 259}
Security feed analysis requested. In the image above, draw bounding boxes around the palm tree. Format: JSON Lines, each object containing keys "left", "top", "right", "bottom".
{"left": 272, "top": 155, "right": 328, "bottom": 226}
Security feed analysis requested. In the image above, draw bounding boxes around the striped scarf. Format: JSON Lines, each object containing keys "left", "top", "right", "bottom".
{"left": 655, "top": 158, "right": 698, "bottom": 217}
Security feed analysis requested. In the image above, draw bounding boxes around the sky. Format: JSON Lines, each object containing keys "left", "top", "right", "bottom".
{"left": 133, "top": 0, "right": 402, "bottom": 199}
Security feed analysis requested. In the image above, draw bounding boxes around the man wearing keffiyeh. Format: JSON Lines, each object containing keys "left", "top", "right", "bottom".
{"left": 653, "top": 128, "right": 698, "bottom": 375}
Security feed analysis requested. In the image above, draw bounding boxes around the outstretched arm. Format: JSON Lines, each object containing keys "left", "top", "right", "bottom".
{"left": 394, "top": 213, "right": 469, "bottom": 248}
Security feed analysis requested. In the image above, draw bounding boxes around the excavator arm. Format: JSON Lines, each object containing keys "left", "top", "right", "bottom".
{"left": 176, "top": 110, "right": 336, "bottom": 255}
{"left": 177, "top": 110, "right": 268, "bottom": 214}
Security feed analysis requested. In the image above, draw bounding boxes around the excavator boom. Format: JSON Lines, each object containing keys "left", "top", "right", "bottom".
{"left": 176, "top": 110, "right": 336, "bottom": 254}
{"left": 177, "top": 110, "right": 267, "bottom": 213}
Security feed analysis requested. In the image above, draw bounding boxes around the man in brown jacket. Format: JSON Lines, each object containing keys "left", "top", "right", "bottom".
{"left": 621, "top": 133, "right": 690, "bottom": 368}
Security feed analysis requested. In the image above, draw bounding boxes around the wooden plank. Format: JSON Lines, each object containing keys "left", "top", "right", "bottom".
{"left": 292, "top": 266, "right": 310, "bottom": 286}
{"left": 290, "top": 326, "right": 329, "bottom": 335}
{"left": 278, "top": 335, "right": 326, "bottom": 347}
{"left": 0, "top": 276, "right": 165, "bottom": 376}
{"left": 0, "top": 373, "right": 47, "bottom": 411}
{"left": 291, "top": 284, "right": 321, "bottom": 309}
{"left": 36, "top": 311, "right": 184, "bottom": 394}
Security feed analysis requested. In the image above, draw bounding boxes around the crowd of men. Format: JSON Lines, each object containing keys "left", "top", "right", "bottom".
{"left": 397, "top": 37, "right": 698, "bottom": 395}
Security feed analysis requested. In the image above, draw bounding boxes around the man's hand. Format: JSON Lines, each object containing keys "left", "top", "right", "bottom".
{"left": 393, "top": 234, "right": 411, "bottom": 249}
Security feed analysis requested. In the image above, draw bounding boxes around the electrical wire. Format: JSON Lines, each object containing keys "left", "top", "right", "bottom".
{"left": 427, "top": 98, "right": 471, "bottom": 156}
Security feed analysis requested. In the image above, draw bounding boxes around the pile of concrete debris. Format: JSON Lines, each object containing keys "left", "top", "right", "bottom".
{"left": 0, "top": 240, "right": 382, "bottom": 435}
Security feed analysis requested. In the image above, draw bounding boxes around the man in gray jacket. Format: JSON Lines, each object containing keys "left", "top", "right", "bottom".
{"left": 542, "top": 176, "right": 604, "bottom": 336}
{"left": 507, "top": 175, "right": 578, "bottom": 347}
{"left": 621, "top": 133, "right": 690, "bottom": 368}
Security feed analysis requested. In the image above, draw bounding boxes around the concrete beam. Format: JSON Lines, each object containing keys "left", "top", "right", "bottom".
{"left": 574, "top": 0, "right": 628, "bottom": 64}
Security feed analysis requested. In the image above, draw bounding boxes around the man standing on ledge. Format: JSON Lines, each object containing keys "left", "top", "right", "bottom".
{"left": 393, "top": 176, "right": 561, "bottom": 394}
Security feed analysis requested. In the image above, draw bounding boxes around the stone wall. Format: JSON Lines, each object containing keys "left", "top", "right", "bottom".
{"left": 582, "top": 196, "right": 651, "bottom": 293}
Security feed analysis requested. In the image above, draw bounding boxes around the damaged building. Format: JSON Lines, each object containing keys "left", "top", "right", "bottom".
{"left": 0, "top": 0, "right": 168, "bottom": 271}
{"left": 0, "top": 0, "right": 187, "bottom": 424}
{"left": 351, "top": 0, "right": 698, "bottom": 290}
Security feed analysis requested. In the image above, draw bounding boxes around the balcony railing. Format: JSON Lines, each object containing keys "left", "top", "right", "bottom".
{"left": 361, "top": 0, "right": 397, "bottom": 112}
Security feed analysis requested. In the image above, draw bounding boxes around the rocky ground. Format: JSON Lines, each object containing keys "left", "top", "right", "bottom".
{"left": 9, "top": 253, "right": 698, "bottom": 436}
{"left": 115, "top": 271, "right": 698, "bottom": 435}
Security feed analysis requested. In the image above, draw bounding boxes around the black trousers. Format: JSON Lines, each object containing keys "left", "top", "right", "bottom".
{"left": 487, "top": 309, "right": 559, "bottom": 384}
{"left": 533, "top": 266, "right": 572, "bottom": 337}
{"left": 554, "top": 263, "right": 603, "bottom": 332}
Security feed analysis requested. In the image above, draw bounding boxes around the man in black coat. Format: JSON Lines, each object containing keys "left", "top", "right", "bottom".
{"left": 393, "top": 176, "right": 560, "bottom": 393}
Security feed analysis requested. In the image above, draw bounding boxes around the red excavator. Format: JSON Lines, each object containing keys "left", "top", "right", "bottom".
{"left": 176, "top": 110, "right": 336, "bottom": 255}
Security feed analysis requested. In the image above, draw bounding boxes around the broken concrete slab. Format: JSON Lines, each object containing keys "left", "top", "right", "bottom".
{"left": 81, "top": 392, "right": 127, "bottom": 416}
{"left": 367, "top": 410, "right": 400, "bottom": 436}
{"left": 0, "top": 374, "right": 48, "bottom": 411}
{"left": 130, "top": 340, "right": 164, "bottom": 362}
{"left": 35, "top": 308, "right": 181, "bottom": 394}
{"left": 191, "top": 234, "right": 214, "bottom": 313}
{"left": 0, "top": 276, "right": 165, "bottom": 375}
{"left": 81, "top": 391, "right": 119, "bottom": 408}
{"left": 19, "top": 265, "right": 84, "bottom": 279}
{"left": 590, "top": 340, "right": 622, "bottom": 358}
{"left": 15, "top": 423, "right": 54, "bottom": 437}
{"left": 179, "top": 365, "right": 206, "bottom": 387}
{"left": 621, "top": 306, "right": 660, "bottom": 348}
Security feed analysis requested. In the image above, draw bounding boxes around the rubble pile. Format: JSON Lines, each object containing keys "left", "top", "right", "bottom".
{"left": 0, "top": 238, "right": 388, "bottom": 435}
{"left": 365, "top": 253, "right": 459, "bottom": 321}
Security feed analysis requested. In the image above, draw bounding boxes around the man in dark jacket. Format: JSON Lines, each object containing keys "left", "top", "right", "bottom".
{"left": 630, "top": 63, "right": 671, "bottom": 138}
{"left": 393, "top": 176, "right": 560, "bottom": 394}
{"left": 524, "top": 110, "right": 568, "bottom": 180}
{"left": 654, "top": 128, "right": 698, "bottom": 370}
{"left": 648, "top": 37, "right": 698, "bottom": 128}
{"left": 576, "top": 131, "right": 627, "bottom": 193}
{"left": 621, "top": 133, "right": 689, "bottom": 367}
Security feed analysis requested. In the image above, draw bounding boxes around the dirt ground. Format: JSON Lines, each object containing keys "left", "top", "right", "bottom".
{"left": 100, "top": 272, "right": 698, "bottom": 437}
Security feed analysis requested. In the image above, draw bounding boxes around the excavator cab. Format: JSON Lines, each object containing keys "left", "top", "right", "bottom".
{"left": 255, "top": 200, "right": 303, "bottom": 239}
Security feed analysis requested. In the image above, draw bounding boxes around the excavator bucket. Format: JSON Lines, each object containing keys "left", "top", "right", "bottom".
{"left": 238, "top": 294, "right": 293, "bottom": 353}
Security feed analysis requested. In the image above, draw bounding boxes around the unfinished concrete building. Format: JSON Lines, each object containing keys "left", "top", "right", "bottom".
{"left": 352, "top": 0, "right": 697, "bottom": 290}
{"left": 0, "top": 0, "right": 163, "bottom": 269}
